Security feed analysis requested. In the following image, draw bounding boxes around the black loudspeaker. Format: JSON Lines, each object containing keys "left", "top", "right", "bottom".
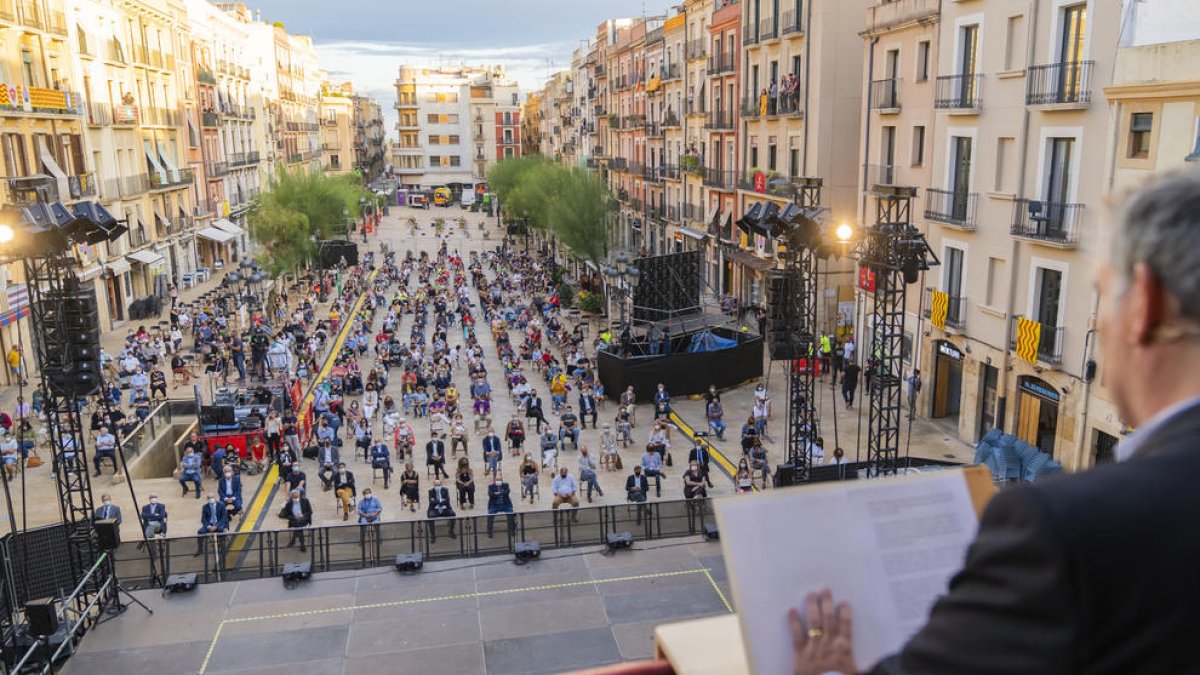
{"left": 40, "top": 286, "right": 103, "bottom": 397}
{"left": 317, "top": 240, "right": 360, "bottom": 269}
{"left": 94, "top": 519, "right": 120, "bottom": 550}
{"left": 24, "top": 598, "right": 58, "bottom": 637}
{"left": 775, "top": 462, "right": 797, "bottom": 487}
{"left": 200, "top": 405, "right": 236, "bottom": 426}
{"left": 767, "top": 272, "right": 803, "bottom": 361}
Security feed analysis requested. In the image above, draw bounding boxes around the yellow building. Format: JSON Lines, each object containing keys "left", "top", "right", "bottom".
{"left": 320, "top": 81, "right": 354, "bottom": 175}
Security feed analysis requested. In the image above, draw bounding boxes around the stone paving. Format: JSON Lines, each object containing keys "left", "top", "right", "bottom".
{"left": 0, "top": 204, "right": 977, "bottom": 540}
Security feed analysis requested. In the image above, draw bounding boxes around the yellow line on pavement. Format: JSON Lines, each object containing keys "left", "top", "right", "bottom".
{"left": 669, "top": 412, "right": 758, "bottom": 492}
{"left": 197, "top": 567, "right": 716, "bottom": 673}
{"left": 234, "top": 269, "right": 381, "bottom": 537}
{"left": 704, "top": 569, "right": 733, "bottom": 613}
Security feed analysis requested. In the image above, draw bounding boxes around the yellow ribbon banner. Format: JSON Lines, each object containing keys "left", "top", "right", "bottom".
{"left": 1015, "top": 316, "right": 1042, "bottom": 363}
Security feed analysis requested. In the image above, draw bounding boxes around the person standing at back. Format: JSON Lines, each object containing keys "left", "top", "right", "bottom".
{"left": 787, "top": 169, "right": 1200, "bottom": 675}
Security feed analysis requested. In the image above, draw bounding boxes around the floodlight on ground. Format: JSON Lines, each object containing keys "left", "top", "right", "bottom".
{"left": 514, "top": 540, "right": 541, "bottom": 564}
{"left": 395, "top": 553, "right": 424, "bottom": 573}
{"left": 606, "top": 531, "right": 634, "bottom": 553}
{"left": 163, "top": 573, "right": 198, "bottom": 596}
{"left": 281, "top": 561, "right": 312, "bottom": 589}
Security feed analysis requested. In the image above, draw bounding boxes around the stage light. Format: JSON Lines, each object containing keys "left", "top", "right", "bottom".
{"left": 515, "top": 540, "right": 542, "bottom": 563}
{"left": 0, "top": 225, "right": 13, "bottom": 244}
{"left": 836, "top": 223, "right": 853, "bottom": 242}
{"left": 163, "top": 573, "right": 198, "bottom": 595}
{"left": 281, "top": 561, "right": 312, "bottom": 589}
{"left": 394, "top": 553, "right": 424, "bottom": 573}
{"left": 606, "top": 531, "right": 634, "bottom": 553}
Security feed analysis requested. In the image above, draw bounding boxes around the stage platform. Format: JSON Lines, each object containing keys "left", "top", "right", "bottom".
{"left": 64, "top": 539, "right": 733, "bottom": 675}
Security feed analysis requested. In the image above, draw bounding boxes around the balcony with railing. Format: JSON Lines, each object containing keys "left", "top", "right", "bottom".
{"left": 662, "top": 63, "right": 681, "bottom": 82}
{"left": 703, "top": 167, "right": 735, "bottom": 189}
{"left": 661, "top": 165, "right": 680, "bottom": 181}
{"left": 121, "top": 173, "right": 149, "bottom": 197}
{"left": 0, "top": 85, "right": 83, "bottom": 116}
{"left": 646, "top": 123, "right": 663, "bottom": 138}
{"left": 864, "top": 163, "right": 907, "bottom": 188}
{"left": 628, "top": 162, "right": 645, "bottom": 177}
{"left": 150, "top": 168, "right": 194, "bottom": 189}
{"left": 205, "top": 161, "right": 229, "bottom": 177}
{"left": 112, "top": 103, "right": 139, "bottom": 125}
{"left": 708, "top": 52, "right": 735, "bottom": 76}
{"left": 594, "top": 64, "right": 606, "bottom": 78}
{"left": 16, "top": 0, "right": 42, "bottom": 29}
{"left": 760, "top": 17, "right": 778, "bottom": 41}
{"left": 609, "top": 157, "right": 628, "bottom": 171}
{"left": 704, "top": 111, "right": 734, "bottom": 130}
{"left": 1010, "top": 316, "right": 1065, "bottom": 367}
{"left": 923, "top": 288, "right": 968, "bottom": 332}
{"left": 685, "top": 39, "right": 707, "bottom": 61}
{"left": 683, "top": 202, "right": 703, "bottom": 222}
{"left": 743, "top": 24, "right": 759, "bottom": 47}
{"left": 866, "top": 0, "right": 939, "bottom": 34}
{"left": 781, "top": 9, "right": 804, "bottom": 35}
{"left": 201, "top": 110, "right": 219, "bottom": 127}
{"left": 0, "top": 0, "right": 15, "bottom": 23}
{"left": 1026, "top": 61, "right": 1094, "bottom": 108}
{"left": 1011, "top": 199, "right": 1083, "bottom": 247}
{"left": 870, "top": 78, "right": 900, "bottom": 112}
{"left": 141, "top": 107, "right": 179, "bottom": 127}
{"left": 662, "top": 111, "right": 681, "bottom": 128}
{"left": 228, "top": 151, "right": 261, "bottom": 167}
{"left": 741, "top": 96, "right": 761, "bottom": 119}
{"left": 68, "top": 173, "right": 96, "bottom": 199}
{"left": 935, "top": 74, "right": 983, "bottom": 112}
{"left": 47, "top": 8, "right": 66, "bottom": 35}
{"left": 685, "top": 98, "right": 706, "bottom": 116}
{"left": 924, "top": 188, "right": 978, "bottom": 229}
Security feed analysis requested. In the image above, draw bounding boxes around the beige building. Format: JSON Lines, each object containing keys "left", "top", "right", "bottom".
{"left": 320, "top": 81, "right": 354, "bottom": 175}
{"left": 351, "top": 93, "right": 386, "bottom": 182}
{"left": 860, "top": 0, "right": 1125, "bottom": 469}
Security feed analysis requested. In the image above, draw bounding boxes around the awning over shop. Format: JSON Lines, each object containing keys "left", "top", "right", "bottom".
{"left": 106, "top": 258, "right": 133, "bottom": 275}
{"left": 127, "top": 249, "right": 165, "bottom": 266}
{"left": 37, "top": 137, "right": 70, "bottom": 201}
{"left": 723, "top": 247, "right": 775, "bottom": 272}
{"left": 197, "top": 227, "right": 235, "bottom": 244}
{"left": 143, "top": 140, "right": 167, "bottom": 185}
{"left": 675, "top": 226, "right": 706, "bottom": 241}
{"left": 212, "top": 218, "right": 244, "bottom": 236}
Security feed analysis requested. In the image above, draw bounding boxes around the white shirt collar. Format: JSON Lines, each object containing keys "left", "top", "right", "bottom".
{"left": 1116, "top": 396, "right": 1200, "bottom": 462}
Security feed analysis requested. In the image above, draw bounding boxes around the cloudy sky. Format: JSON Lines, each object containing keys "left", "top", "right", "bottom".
{"left": 240, "top": 0, "right": 674, "bottom": 138}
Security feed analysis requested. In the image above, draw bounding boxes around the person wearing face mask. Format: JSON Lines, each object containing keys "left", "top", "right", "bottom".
{"left": 519, "top": 454, "right": 539, "bottom": 503}
{"left": 140, "top": 493, "right": 168, "bottom": 541}
{"left": 356, "top": 488, "right": 382, "bottom": 524}
{"left": 218, "top": 467, "right": 243, "bottom": 517}
{"left": 683, "top": 461, "right": 708, "bottom": 499}
{"left": 426, "top": 478, "right": 456, "bottom": 542}
{"left": 278, "top": 489, "right": 312, "bottom": 551}
{"left": 177, "top": 447, "right": 203, "bottom": 498}
{"left": 333, "top": 462, "right": 356, "bottom": 521}
{"left": 486, "top": 472, "right": 514, "bottom": 538}
{"left": 196, "top": 492, "right": 229, "bottom": 554}
{"left": 93, "top": 493, "right": 122, "bottom": 526}
{"left": 284, "top": 462, "right": 307, "bottom": 497}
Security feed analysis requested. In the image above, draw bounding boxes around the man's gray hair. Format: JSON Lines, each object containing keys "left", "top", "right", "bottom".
{"left": 1113, "top": 168, "right": 1200, "bottom": 320}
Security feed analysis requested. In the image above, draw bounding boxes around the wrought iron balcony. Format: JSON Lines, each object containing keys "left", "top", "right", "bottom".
{"left": 1011, "top": 199, "right": 1082, "bottom": 247}
{"left": 743, "top": 24, "right": 759, "bottom": 46}
{"left": 924, "top": 188, "right": 978, "bottom": 229}
{"left": 781, "top": 9, "right": 803, "bottom": 35}
{"left": 703, "top": 167, "right": 735, "bottom": 189}
{"left": 759, "top": 17, "right": 778, "bottom": 41}
{"left": 935, "top": 74, "right": 983, "bottom": 111}
{"left": 707, "top": 53, "right": 735, "bottom": 76}
{"left": 704, "top": 111, "right": 734, "bottom": 130}
{"left": 1010, "top": 316, "right": 1065, "bottom": 366}
{"left": 870, "top": 78, "right": 900, "bottom": 111}
{"left": 1026, "top": 61, "right": 1093, "bottom": 107}
{"left": 923, "top": 287, "right": 968, "bottom": 331}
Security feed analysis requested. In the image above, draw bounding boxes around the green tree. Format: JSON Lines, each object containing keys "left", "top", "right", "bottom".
{"left": 487, "top": 158, "right": 611, "bottom": 265}
{"left": 248, "top": 169, "right": 366, "bottom": 275}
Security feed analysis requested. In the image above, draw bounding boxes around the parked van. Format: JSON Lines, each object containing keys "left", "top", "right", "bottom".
{"left": 460, "top": 190, "right": 476, "bottom": 209}
{"left": 433, "top": 187, "right": 452, "bottom": 207}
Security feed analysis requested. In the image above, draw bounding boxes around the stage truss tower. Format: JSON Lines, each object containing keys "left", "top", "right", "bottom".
{"left": 859, "top": 186, "right": 937, "bottom": 477}
{"left": 782, "top": 179, "right": 823, "bottom": 481}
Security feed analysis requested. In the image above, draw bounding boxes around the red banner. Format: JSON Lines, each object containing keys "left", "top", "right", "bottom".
{"left": 753, "top": 172, "right": 766, "bottom": 193}
{"left": 858, "top": 267, "right": 877, "bottom": 292}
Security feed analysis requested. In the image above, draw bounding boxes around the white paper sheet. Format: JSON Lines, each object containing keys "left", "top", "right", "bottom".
{"left": 715, "top": 470, "right": 979, "bottom": 673}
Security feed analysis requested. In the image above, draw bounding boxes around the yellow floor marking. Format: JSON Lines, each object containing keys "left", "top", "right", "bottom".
{"left": 198, "top": 567, "right": 714, "bottom": 673}
{"left": 704, "top": 569, "right": 733, "bottom": 613}
{"left": 234, "top": 269, "right": 381, "bottom": 540}
{"left": 670, "top": 412, "right": 758, "bottom": 492}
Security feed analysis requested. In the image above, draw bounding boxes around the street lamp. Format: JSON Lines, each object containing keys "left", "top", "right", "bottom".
{"left": 602, "top": 252, "right": 640, "bottom": 330}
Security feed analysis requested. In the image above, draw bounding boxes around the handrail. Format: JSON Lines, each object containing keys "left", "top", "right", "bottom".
{"left": 9, "top": 551, "right": 111, "bottom": 673}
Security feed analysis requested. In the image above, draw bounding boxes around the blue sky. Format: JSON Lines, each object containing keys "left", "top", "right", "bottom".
{"left": 240, "top": 0, "right": 673, "bottom": 137}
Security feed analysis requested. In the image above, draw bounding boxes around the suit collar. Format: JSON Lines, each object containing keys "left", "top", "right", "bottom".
{"left": 1119, "top": 397, "right": 1200, "bottom": 461}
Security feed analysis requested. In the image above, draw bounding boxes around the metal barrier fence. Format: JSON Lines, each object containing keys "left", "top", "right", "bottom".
{"left": 112, "top": 498, "right": 717, "bottom": 588}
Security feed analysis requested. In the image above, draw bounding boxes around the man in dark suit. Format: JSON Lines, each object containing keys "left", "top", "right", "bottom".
{"left": 625, "top": 465, "right": 650, "bottom": 525}
{"left": 369, "top": 440, "right": 392, "bottom": 488}
{"left": 578, "top": 387, "right": 598, "bottom": 429}
{"left": 787, "top": 169, "right": 1200, "bottom": 675}
{"left": 195, "top": 492, "right": 230, "bottom": 555}
{"left": 316, "top": 439, "right": 340, "bottom": 490}
{"left": 688, "top": 438, "right": 714, "bottom": 488}
{"left": 525, "top": 389, "right": 547, "bottom": 433}
{"left": 426, "top": 434, "right": 447, "bottom": 479}
{"left": 278, "top": 489, "right": 312, "bottom": 552}
{"left": 217, "top": 468, "right": 243, "bottom": 517}
{"left": 426, "top": 478, "right": 456, "bottom": 542}
{"left": 94, "top": 493, "right": 122, "bottom": 526}
{"left": 139, "top": 494, "right": 168, "bottom": 544}
{"left": 486, "top": 473, "right": 514, "bottom": 538}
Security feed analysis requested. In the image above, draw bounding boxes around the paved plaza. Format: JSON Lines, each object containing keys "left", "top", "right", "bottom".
{"left": 0, "top": 204, "right": 975, "bottom": 541}
{"left": 66, "top": 539, "right": 733, "bottom": 675}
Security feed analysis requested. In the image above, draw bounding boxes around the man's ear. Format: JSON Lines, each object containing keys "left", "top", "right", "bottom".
{"left": 1130, "top": 263, "right": 1168, "bottom": 346}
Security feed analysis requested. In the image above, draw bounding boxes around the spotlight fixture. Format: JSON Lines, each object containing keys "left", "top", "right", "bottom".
{"left": 605, "top": 531, "right": 634, "bottom": 553}
{"left": 70, "top": 201, "right": 128, "bottom": 244}
{"left": 163, "top": 573, "right": 198, "bottom": 596}
{"left": 514, "top": 540, "right": 542, "bottom": 563}
{"left": 394, "top": 553, "right": 424, "bottom": 573}
{"left": 281, "top": 561, "right": 312, "bottom": 589}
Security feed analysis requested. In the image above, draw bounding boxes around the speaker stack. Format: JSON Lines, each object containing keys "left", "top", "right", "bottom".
{"left": 766, "top": 272, "right": 802, "bottom": 361}
{"left": 317, "top": 240, "right": 359, "bottom": 269}
{"left": 40, "top": 283, "right": 103, "bottom": 397}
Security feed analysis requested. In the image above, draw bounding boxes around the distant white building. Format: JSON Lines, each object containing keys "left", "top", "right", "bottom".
{"left": 393, "top": 65, "right": 521, "bottom": 194}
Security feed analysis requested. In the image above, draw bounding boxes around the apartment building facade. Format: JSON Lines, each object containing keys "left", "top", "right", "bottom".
{"left": 391, "top": 64, "right": 519, "bottom": 193}
{"left": 860, "top": 0, "right": 1124, "bottom": 469}
{"left": 320, "top": 82, "right": 354, "bottom": 175}
{"left": 351, "top": 94, "right": 386, "bottom": 182}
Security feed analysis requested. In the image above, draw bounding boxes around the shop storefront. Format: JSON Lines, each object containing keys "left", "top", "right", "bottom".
{"left": 1015, "top": 375, "right": 1060, "bottom": 454}
{"left": 931, "top": 340, "right": 964, "bottom": 420}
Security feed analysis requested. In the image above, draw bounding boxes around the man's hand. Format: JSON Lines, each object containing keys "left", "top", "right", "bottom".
{"left": 788, "top": 589, "right": 857, "bottom": 675}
